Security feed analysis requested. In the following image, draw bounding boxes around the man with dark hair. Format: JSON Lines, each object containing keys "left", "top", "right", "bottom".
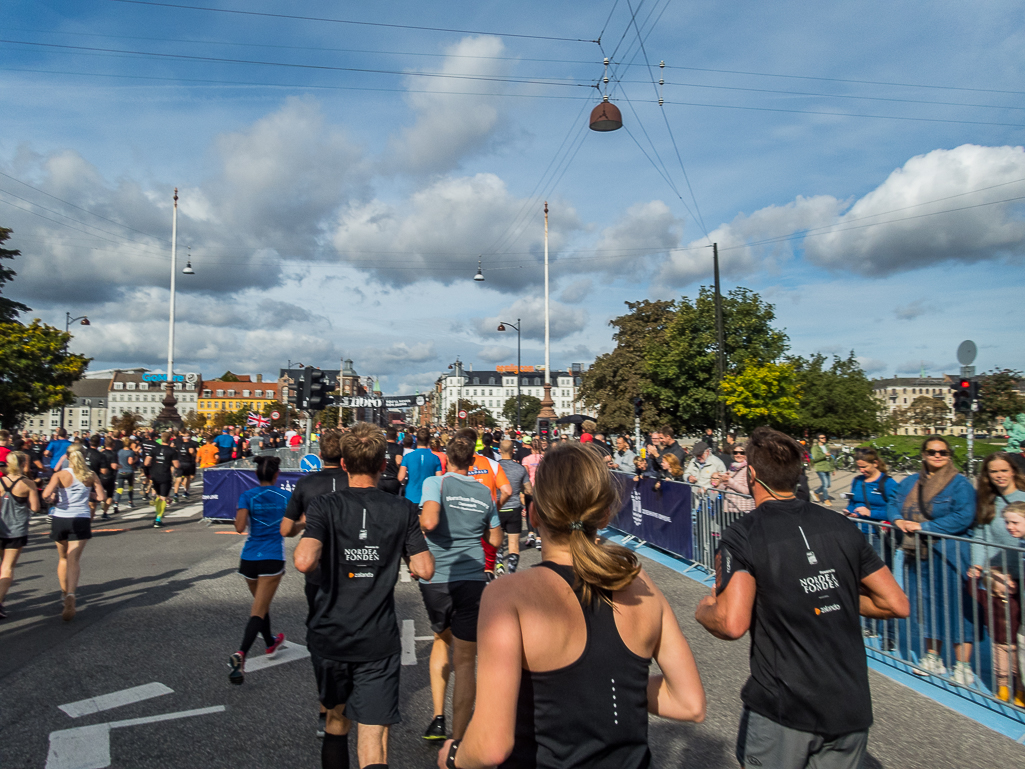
{"left": 145, "top": 432, "right": 179, "bottom": 528}
{"left": 44, "top": 427, "right": 71, "bottom": 471}
{"left": 213, "top": 427, "right": 235, "bottom": 465}
{"left": 418, "top": 436, "right": 502, "bottom": 743}
{"left": 478, "top": 432, "right": 498, "bottom": 461}
{"left": 295, "top": 423, "right": 434, "bottom": 769}
{"left": 659, "top": 425, "right": 686, "bottom": 466}
{"left": 282, "top": 428, "right": 349, "bottom": 739}
{"left": 454, "top": 427, "right": 511, "bottom": 579}
{"left": 695, "top": 426, "right": 909, "bottom": 769}
{"left": 377, "top": 427, "right": 403, "bottom": 495}
{"left": 398, "top": 428, "right": 442, "bottom": 505}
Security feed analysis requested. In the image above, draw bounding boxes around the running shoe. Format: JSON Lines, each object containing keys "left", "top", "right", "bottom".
{"left": 951, "top": 661, "right": 976, "bottom": 687}
{"left": 422, "top": 715, "right": 446, "bottom": 741}
{"left": 317, "top": 712, "right": 326, "bottom": 739}
{"left": 61, "top": 594, "right": 76, "bottom": 622}
{"left": 494, "top": 562, "right": 506, "bottom": 576}
{"left": 112, "top": 505, "right": 119, "bottom": 515}
{"left": 0, "top": 603, "right": 8, "bottom": 619}
{"left": 484, "top": 569, "right": 496, "bottom": 583}
{"left": 266, "top": 633, "right": 285, "bottom": 657}
{"left": 914, "top": 652, "right": 947, "bottom": 677}
{"left": 535, "top": 536, "right": 542, "bottom": 551}
{"left": 525, "top": 532, "right": 535, "bottom": 547}
{"left": 101, "top": 512, "right": 110, "bottom": 520}
{"left": 228, "top": 651, "right": 245, "bottom": 685}
{"left": 153, "top": 519, "right": 164, "bottom": 528}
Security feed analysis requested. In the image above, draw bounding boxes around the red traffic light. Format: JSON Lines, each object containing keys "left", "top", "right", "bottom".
{"left": 959, "top": 379, "right": 970, "bottom": 389}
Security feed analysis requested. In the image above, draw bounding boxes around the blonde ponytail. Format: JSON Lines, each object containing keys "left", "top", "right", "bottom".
{"left": 4, "top": 450, "right": 28, "bottom": 478}
{"left": 533, "top": 442, "right": 640, "bottom": 605}
{"left": 66, "top": 444, "right": 96, "bottom": 486}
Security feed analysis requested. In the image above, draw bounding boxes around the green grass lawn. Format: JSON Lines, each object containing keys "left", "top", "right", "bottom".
{"left": 859, "top": 435, "right": 1005, "bottom": 470}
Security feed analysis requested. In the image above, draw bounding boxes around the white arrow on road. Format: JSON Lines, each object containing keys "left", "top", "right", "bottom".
{"left": 59, "top": 682, "right": 173, "bottom": 718}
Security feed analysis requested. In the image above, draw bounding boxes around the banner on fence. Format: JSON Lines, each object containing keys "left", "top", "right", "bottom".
{"left": 610, "top": 473, "right": 692, "bottom": 559}
{"left": 202, "top": 469, "right": 303, "bottom": 520}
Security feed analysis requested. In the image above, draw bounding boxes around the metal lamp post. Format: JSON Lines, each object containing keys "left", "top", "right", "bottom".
{"left": 497, "top": 319, "right": 521, "bottom": 431}
{"left": 60, "top": 314, "right": 90, "bottom": 430}
{"left": 156, "top": 188, "right": 194, "bottom": 427}
{"left": 448, "top": 359, "right": 464, "bottom": 428}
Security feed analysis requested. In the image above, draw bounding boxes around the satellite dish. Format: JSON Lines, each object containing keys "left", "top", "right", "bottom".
{"left": 956, "top": 340, "right": 977, "bottom": 366}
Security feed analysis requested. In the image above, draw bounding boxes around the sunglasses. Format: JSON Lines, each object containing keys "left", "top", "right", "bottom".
{"left": 733, "top": 451, "right": 745, "bottom": 455}
{"left": 924, "top": 449, "right": 951, "bottom": 457}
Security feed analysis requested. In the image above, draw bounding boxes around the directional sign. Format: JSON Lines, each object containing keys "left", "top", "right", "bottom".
{"left": 270, "top": 410, "right": 281, "bottom": 420}
{"left": 300, "top": 454, "right": 322, "bottom": 473}
{"left": 458, "top": 410, "right": 468, "bottom": 420}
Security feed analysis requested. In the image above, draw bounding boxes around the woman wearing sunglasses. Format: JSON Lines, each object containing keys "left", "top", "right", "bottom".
{"left": 712, "top": 444, "right": 755, "bottom": 514}
{"left": 887, "top": 435, "right": 975, "bottom": 681}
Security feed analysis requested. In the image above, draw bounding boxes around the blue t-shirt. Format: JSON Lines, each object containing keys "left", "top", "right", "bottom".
{"left": 845, "top": 474, "right": 899, "bottom": 522}
{"left": 214, "top": 433, "right": 235, "bottom": 457}
{"left": 420, "top": 473, "right": 499, "bottom": 583}
{"left": 237, "top": 485, "right": 291, "bottom": 561}
{"left": 402, "top": 448, "right": 442, "bottom": 504}
{"left": 46, "top": 439, "right": 72, "bottom": 469}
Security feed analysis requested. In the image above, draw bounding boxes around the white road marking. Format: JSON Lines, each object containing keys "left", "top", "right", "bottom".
{"left": 59, "top": 682, "right": 173, "bottom": 718}
{"left": 164, "top": 505, "right": 202, "bottom": 519}
{"left": 401, "top": 619, "right": 417, "bottom": 666}
{"left": 46, "top": 707, "right": 225, "bottom": 769}
{"left": 399, "top": 563, "right": 411, "bottom": 582}
{"left": 117, "top": 511, "right": 152, "bottom": 520}
{"left": 414, "top": 636, "right": 434, "bottom": 641}
{"left": 244, "top": 641, "right": 311, "bottom": 672}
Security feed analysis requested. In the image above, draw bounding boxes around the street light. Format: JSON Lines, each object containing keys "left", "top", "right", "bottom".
{"left": 448, "top": 359, "right": 464, "bottom": 428}
{"left": 473, "top": 256, "right": 485, "bottom": 282}
{"left": 497, "top": 319, "right": 521, "bottom": 431}
{"left": 65, "top": 313, "right": 89, "bottom": 332}
{"left": 182, "top": 245, "right": 195, "bottom": 275}
{"left": 156, "top": 188, "right": 194, "bottom": 427}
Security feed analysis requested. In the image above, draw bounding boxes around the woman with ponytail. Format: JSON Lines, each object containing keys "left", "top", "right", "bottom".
{"left": 42, "top": 443, "right": 105, "bottom": 621}
{"left": 437, "top": 442, "right": 705, "bottom": 769}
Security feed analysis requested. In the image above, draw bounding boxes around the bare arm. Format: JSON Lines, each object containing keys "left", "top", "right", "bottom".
{"left": 523, "top": 478, "right": 533, "bottom": 496}
{"left": 294, "top": 537, "right": 322, "bottom": 573}
{"left": 860, "top": 566, "right": 910, "bottom": 619}
{"left": 647, "top": 580, "right": 706, "bottom": 722}
{"left": 694, "top": 571, "right": 756, "bottom": 640}
{"left": 398, "top": 465, "right": 408, "bottom": 483}
{"left": 420, "top": 500, "right": 441, "bottom": 533}
{"left": 408, "top": 550, "right": 435, "bottom": 582}
{"left": 487, "top": 525, "right": 503, "bottom": 549}
{"left": 42, "top": 472, "right": 61, "bottom": 502}
{"left": 234, "top": 508, "right": 249, "bottom": 534}
{"left": 497, "top": 483, "right": 512, "bottom": 509}
{"left": 280, "top": 514, "right": 304, "bottom": 537}
{"left": 24, "top": 480, "right": 41, "bottom": 513}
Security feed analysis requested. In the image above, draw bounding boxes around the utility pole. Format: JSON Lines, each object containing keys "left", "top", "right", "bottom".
{"left": 956, "top": 340, "right": 978, "bottom": 477}
{"left": 538, "top": 203, "right": 557, "bottom": 427}
{"left": 713, "top": 242, "right": 726, "bottom": 446}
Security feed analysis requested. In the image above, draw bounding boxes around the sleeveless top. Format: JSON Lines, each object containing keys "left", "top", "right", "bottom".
{"left": 52, "top": 473, "right": 92, "bottom": 518}
{"left": 500, "top": 562, "right": 652, "bottom": 769}
{"left": 0, "top": 476, "right": 33, "bottom": 539}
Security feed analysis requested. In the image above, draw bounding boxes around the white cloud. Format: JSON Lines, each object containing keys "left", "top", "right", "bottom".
{"left": 477, "top": 345, "right": 515, "bottom": 363}
{"left": 804, "top": 144, "right": 1025, "bottom": 275}
{"left": 588, "top": 200, "right": 683, "bottom": 280}
{"left": 857, "top": 357, "right": 889, "bottom": 375}
{"left": 894, "top": 300, "right": 936, "bottom": 320}
{"left": 475, "top": 296, "right": 587, "bottom": 341}
{"left": 559, "top": 278, "right": 593, "bottom": 304}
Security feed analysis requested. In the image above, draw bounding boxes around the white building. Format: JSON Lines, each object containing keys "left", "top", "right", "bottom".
{"left": 21, "top": 378, "right": 112, "bottom": 434}
{"left": 438, "top": 363, "right": 590, "bottom": 428}
{"left": 108, "top": 370, "right": 201, "bottom": 423}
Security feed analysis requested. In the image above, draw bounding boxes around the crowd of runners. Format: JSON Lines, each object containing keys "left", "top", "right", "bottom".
{"left": 212, "top": 420, "right": 916, "bottom": 769}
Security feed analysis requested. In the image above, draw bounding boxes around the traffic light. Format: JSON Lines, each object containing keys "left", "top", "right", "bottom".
{"left": 307, "top": 369, "right": 325, "bottom": 411}
{"left": 951, "top": 378, "right": 973, "bottom": 413}
{"left": 633, "top": 397, "right": 643, "bottom": 417}
{"left": 536, "top": 418, "right": 551, "bottom": 438}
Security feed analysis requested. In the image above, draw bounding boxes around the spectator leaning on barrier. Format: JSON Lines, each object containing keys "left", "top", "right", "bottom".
{"left": 684, "top": 442, "right": 726, "bottom": 490}
{"left": 696, "top": 426, "right": 909, "bottom": 769}
{"left": 660, "top": 427, "right": 686, "bottom": 466}
{"left": 713, "top": 442, "right": 755, "bottom": 513}
{"left": 886, "top": 434, "right": 976, "bottom": 681}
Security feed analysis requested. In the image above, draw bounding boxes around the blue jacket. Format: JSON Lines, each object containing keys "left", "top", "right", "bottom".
{"left": 846, "top": 474, "right": 900, "bottom": 522}
{"left": 886, "top": 472, "right": 975, "bottom": 536}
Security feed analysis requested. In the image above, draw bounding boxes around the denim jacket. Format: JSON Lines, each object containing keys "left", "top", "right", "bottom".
{"left": 885, "top": 472, "right": 975, "bottom": 536}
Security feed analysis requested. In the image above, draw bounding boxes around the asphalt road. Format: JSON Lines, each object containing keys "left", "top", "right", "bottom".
{"left": 2, "top": 500, "right": 1023, "bottom": 769}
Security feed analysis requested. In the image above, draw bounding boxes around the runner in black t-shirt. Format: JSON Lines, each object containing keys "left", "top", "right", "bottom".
{"left": 139, "top": 432, "right": 157, "bottom": 500}
{"left": 173, "top": 432, "right": 199, "bottom": 501}
{"left": 294, "top": 423, "right": 433, "bottom": 769}
{"left": 377, "top": 428, "right": 403, "bottom": 495}
{"left": 281, "top": 429, "right": 349, "bottom": 738}
{"left": 145, "top": 432, "right": 180, "bottom": 528}
{"left": 695, "top": 427, "right": 909, "bottom": 769}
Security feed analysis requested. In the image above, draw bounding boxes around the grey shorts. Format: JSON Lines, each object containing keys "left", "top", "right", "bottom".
{"left": 736, "top": 708, "right": 867, "bottom": 769}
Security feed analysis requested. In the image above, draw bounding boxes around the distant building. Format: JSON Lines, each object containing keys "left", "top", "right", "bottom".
{"left": 198, "top": 375, "right": 278, "bottom": 419}
{"left": 872, "top": 375, "right": 967, "bottom": 436}
{"left": 109, "top": 370, "right": 201, "bottom": 424}
{"left": 22, "top": 378, "right": 113, "bottom": 434}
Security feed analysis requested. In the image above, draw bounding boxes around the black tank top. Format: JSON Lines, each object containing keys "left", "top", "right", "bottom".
{"left": 500, "top": 562, "right": 652, "bottom": 769}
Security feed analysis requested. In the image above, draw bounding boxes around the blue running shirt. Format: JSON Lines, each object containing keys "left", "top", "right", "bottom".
{"left": 237, "top": 485, "right": 291, "bottom": 561}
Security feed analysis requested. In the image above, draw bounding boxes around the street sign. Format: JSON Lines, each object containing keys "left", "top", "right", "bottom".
{"left": 956, "top": 340, "right": 977, "bottom": 366}
{"left": 270, "top": 410, "right": 280, "bottom": 420}
{"left": 300, "top": 454, "right": 322, "bottom": 473}
{"left": 458, "top": 410, "right": 468, "bottom": 420}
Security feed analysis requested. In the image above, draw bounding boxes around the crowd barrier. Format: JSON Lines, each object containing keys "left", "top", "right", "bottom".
{"left": 607, "top": 473, "right": 1025, "bottom": 713}
{"left": 201, "top": 468, "right": 303, "bottom": 521}
{"left": 213, "top": 445, "right": 309, "bottom": 471}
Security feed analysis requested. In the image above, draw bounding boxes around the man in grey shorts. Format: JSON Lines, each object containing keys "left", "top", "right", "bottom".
{"left": 695, "top": 426, "right": 909, "bottom": 769}
{"left": 496, "top": 439, "right": 532, "bottom": 574}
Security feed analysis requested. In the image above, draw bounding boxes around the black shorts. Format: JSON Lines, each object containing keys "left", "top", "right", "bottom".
{"left": 311, "top": 651, "right": 401, "bottom": 725}
{"left": 178, "top": 464, "right": 196, "bottom": 478}
{"left": 101, "top": 477, "right": 116, "bottom": 496}
{"left": 1, "top": 536, "right": 28, "bottom": 549}
{"left": 142, "top": 464, "right": 151, "bottom": 478}
{"left": 418, "top": 580, "right": 486, "bottom": 642}
{"left": 238, "top": 558, "right": 285, "bottom": 580}
{"left": 498, "top": 506, "right": 523, "bottom": 534}
{"left": 151, "top": 478, "right": 173, "bottom": 497}
{"left": 50, "top": 516, "right": 92, "bottom": 542}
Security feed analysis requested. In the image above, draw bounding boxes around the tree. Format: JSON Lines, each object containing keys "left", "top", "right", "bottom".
{"left": 446, "top": 399, "right": 491, "bottom": 428}
{"left": 645, "top": 287, "right": 789, "bottom": 435}
{"left": 579, "top": 299, "right": 677, "bottom": 434}
{"left": 110, "top": 410, "right": 145, "bottom": 435}
{"left": 0, "top": 320, "right": 90, "bottom": 430}
{"left": 899, "top": 395, "right": 950, "bottom": 434}
{"left": 789, "top": 352, "right": 882, "bottom": 437}
{"left": 219, "top": 371, "right": 240, "bottom": 382}
{"left": 720, "top": 361, "right": 802, "bottom": 431}
{"left": 0, "top": 227, "right": 31, "bottom": 323}
{"left": 976, "top": 369, "right": 1025, "bottom": 429}
{"left": 315, "top": 405, "right": 341, "bottom": 430}
{"left": 183, "top": 410, "right": 207, "bottom": 432}
{"left": 257, "top": 400, "right": 295, "bottom": 430}
{"left": 501, "top": 394, "right": 542, "bottom": 428}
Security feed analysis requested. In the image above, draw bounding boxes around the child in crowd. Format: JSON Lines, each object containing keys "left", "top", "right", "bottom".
{"left": 1001, "top": 502, "right": 1025, "bottom": 705}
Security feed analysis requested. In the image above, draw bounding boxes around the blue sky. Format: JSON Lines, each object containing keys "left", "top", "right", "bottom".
{"left": 1, "top": 0, "right": 1023, "bottom": 393}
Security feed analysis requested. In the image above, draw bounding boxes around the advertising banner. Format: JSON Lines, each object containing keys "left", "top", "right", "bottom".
{"left": 336, "top": 394, "right": 426, "bottom": 409}
{"left": 202, "top": 469, "right": 303, "bottom": 521}
{"left": 609, "top": 473, "right": 692, "bottom": 559}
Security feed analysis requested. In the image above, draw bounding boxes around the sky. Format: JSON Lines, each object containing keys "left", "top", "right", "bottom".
{"left": 1, "top": 0, "right": 1023, "bottom": 395}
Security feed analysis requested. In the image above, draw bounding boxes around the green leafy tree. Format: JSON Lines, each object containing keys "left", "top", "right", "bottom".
{"left": 976, "top": 369, "right": 1024, "bottom": 429}
{"left": 579, "top": 300, "right": 676, "bottom": 434}
{"left": 446, "top": 399, "right": 491, "bottom": 428}
{"left": 315, "top": 405, "right": 341, "bottom": 430}
{"left": 110, "top": 410, "right": 145, "bottom": 435}
{"left": 501, "top": 394, "right": 542, "bottom": 428}
{"left": 0, "top": 320, "right": 90, "bottom": 430}
{"left": 0, "top": 227, "right": 31, "bottom": 323}
{"left": 789, "top": 353, "right": 882, "bottom": 437}
{"left": 182, "top": 410, "right": 207, "bottom": 432}
{"left": 219, "top": 371, "right": 241, "bottom": 382}
{"left": 645, "top": 287, "right": 789, "bottom": 435}
{"left": 899, "top": 395, "right": 950, "bottom": 434}
{"left": 720, "top": 361, "right": 802, "bottom": 430}
{"left": 257, "top": 400, "right": 295, "bottom": 429}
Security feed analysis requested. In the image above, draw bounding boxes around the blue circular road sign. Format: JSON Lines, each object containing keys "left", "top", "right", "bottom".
{"left": 300, "top": 454, "right": 322, "bottom": 473}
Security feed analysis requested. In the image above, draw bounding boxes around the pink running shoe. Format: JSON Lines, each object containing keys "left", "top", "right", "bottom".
{"left": 265, "top": 633, "right": 285, "bottom": 657}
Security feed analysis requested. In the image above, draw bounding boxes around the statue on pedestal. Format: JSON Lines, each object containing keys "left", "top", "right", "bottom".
{"left": 1004, "top": 414, "right": 1025, "bottom": 452}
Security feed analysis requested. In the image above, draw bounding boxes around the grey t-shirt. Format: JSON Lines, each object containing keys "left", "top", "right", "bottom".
{"left": 498, "top": 459, "right": 528, "bottom": 510}
{"left": 117, "top": 448, "right": 137, "bottom": 476}
{"left": 419, "top": 473, "right": 499, "bottom": 583}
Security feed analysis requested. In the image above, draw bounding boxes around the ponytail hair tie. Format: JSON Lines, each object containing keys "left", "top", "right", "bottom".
{"left": 569, "top": 520, "right": 584, "bottom": 531}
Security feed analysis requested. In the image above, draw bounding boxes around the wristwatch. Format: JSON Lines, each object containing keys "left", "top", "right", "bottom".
{"left": 446, "top": 739, "right": 461, "bottom": 769}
